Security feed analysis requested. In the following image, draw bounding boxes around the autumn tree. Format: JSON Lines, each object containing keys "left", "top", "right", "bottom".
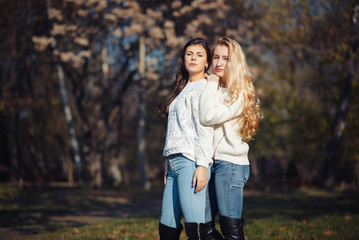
{"left": 2, "top": 0, "right": 357, "bottom": 190}
{"left": 26, "top": 0, "right": 243, "bottom": 188}
{"left": 242, "top": 0, "right": 359, "bottom": 189}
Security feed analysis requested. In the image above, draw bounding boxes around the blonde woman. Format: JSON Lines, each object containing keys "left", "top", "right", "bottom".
{"left": 200, "top": 37, "right": 262, "bottom": 240}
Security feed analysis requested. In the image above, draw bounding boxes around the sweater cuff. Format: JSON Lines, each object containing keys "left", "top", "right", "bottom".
{"left": 196, "top": 159, "right": 210, "bottom": 168}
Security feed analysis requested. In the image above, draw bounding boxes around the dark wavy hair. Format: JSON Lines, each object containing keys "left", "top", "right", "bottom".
{"left": 159, "top": 38, "right": 212, "bottom": 118}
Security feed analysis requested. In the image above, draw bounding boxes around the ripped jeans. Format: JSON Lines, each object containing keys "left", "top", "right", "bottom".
{"left": 160, "top": 154, "right": 212, "bottom": 228}
{"left": 211, "top": 160, "right": 250, "bottom": 219}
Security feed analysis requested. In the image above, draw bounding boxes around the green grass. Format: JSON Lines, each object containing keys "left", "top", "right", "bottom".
{"left": 0, "top": 185, "right": 358, "bottom": 240}
{"left": 242, "top": 189, "right": 359, "bottom": 240}
{"left": 21, "top": 217, "right": 164, "bottom": 240}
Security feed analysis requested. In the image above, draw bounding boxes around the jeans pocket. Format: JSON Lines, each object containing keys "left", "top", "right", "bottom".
{"left": 241, "top": 165, "right": 250, "bottom": 184}
{"left": 215, "top": 160, "right": 232, "bottom": 180}
{"left": 230, "top": 165, "right": 249, "bottom": 188}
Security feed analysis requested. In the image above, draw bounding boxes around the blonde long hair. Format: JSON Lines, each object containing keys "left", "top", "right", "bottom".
{"left": 215, "top": 37, "right": 262, "bottom": 142}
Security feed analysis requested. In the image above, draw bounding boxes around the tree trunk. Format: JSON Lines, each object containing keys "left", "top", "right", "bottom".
{"left": 57, "top": 63, "right": 82, "bottom": 182}
{"left": 322, "top": 0, "right": 359, "bottom": 187}
{"left": 138, "top": 35, "right": 151, "bottom": 190}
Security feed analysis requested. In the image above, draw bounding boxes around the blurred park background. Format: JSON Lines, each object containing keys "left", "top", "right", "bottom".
{"left": 0, "top": 0, "right": 358, "bottom": 192}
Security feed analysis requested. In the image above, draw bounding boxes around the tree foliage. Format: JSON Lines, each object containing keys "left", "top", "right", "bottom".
{"left": 0, "top": 0, "right": 358, "bottom": 189}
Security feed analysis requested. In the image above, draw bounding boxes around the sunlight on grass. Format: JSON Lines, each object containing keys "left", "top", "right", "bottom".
{"left": 0, "top": 187, "right": 21, "bottom": 211}
{"left": 246, "top": 214, "right": 359, "bottom": 240}
{"left": 14, "top": 214, "right": 359, "bottom": 240}
{"left": 28, "top": 218, "right": 162, "bottom": 240}
{"left": 1, "top": 186, "right": 358, "bottom": 240}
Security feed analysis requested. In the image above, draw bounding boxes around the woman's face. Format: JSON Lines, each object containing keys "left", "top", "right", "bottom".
{"left": 184, "top": 44, "right": 207, "bottom": 77}
{"left": 212, "top": 44, "right": 229, "bottom": 78}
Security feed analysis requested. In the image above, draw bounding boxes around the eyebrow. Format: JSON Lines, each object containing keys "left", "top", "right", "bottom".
{"left": 186, "top": 50, "right": 204, "bottom": 54}
{"left": 213, "top": 54, "right": 228, "bottom": 57}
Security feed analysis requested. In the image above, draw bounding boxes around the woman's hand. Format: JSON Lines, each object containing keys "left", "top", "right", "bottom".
{"left": 164, "top": 171, "right": 168, "bottom": 185}
{"left": 192, "top": 166, "right": 207, "bottom": 193}
{"left": 205, "top": 72, "right": 220, "bottom": 84}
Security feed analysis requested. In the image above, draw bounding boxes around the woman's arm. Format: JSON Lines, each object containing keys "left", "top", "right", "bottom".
{"left": 192, "top": 87, "right": 214, "bottom": 168}
{"left": 191, "top": 85, "right": 214, "bottom": 192}
{"left": 199, "top": 81, "right": 244, "bottom": 125}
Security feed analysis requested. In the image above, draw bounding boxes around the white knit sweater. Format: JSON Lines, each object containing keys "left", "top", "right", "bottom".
{"left": 163, "top": 79, "right": 214, "bottom": 168}
{"left": 199, "top": 81, "right": 250, "bottom": 165}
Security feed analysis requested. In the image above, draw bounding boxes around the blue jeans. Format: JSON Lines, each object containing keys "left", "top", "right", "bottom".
{"left": 160, "top": 154, "right": 212, "bottom": 228}
{"left": 212, "top": 160, "right": 250, "bottom": 219}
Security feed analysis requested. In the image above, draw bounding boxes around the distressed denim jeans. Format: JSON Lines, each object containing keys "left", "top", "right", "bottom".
{"left": 160, "top": 154, "right": 212, "bottom": 228}
{"left": 213, "top": 160, "right": 250, "bottom": 219}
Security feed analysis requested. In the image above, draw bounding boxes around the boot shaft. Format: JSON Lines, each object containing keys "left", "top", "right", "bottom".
{"left": 159, "top": 222, "right": 183, "bottom": 240}
{"left": 219, "top": 216, "right": 245, "bottom": 240}
{"left": 185, "top": 222, "right": 219, "bottom": 240}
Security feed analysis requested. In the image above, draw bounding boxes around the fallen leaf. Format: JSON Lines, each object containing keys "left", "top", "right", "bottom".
{"left": 279, "top": 225, "right": 287, "bottom": 231}
{"left": 107, "top": 233, "right": 116, "bottom": 239}
{"left": 135, "top": 233, "right": 145, "bottom": 238}
{"left": 324, "top": 230, "right": 336, "bottom": 236}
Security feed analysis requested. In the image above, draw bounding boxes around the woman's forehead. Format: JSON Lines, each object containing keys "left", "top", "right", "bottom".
{"left": 186, "top": 45, "right": 206, "bottom": 53}
{"left": 214, "top": 45, "right": 228, "bottom": 55}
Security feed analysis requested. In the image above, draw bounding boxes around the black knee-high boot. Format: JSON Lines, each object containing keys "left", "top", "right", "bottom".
{"left": 211, "top": 219, "right": 224, "bottom": 240}
{"left": 219, "top": 216, "right": 245, "bottom": 240}
{"left": 185, "top": 222, "right": 220, "bottom": 240}
{"left": 159, "top": 222, "right": 183, "bottom": 240}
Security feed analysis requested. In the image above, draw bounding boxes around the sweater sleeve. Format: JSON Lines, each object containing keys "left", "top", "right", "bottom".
{"left": 191, "top": 86, "right": 213, "bottom": 168}
{"left": 199, "top": 81, "right": 244, "bottom": 126}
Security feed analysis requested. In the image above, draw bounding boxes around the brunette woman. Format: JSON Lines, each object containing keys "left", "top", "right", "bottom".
{"left": 159, "top": 38, "right": 217, "bottom": 240}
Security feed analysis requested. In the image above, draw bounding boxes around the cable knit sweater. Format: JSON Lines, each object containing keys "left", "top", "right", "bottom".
{"left": 199, "top": 81, "right": 249, "bottom": 165}
{"left": 163, "top": 79, "right": 214, "bottom": 168}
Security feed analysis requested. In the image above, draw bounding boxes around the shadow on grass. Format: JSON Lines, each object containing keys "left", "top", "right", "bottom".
{"left": 0, "top": 185, "right": 162, "bottom": 236}
{"left": 243, "top": 189, "right": 359, "bottom": 223}
{"left": 1, "top": 186, "right": 358, "bottom": 238}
